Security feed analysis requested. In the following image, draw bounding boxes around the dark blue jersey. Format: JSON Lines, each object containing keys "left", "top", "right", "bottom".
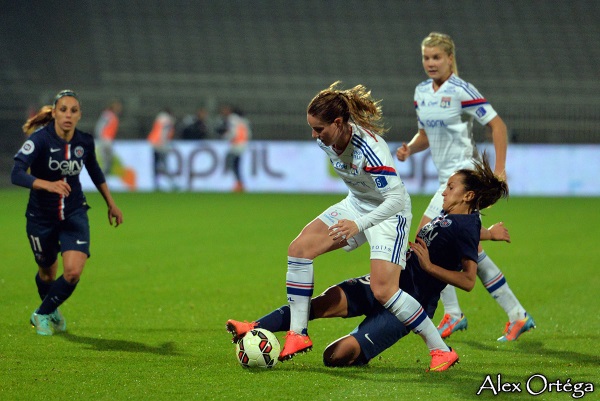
{"left": 11, "top": 122, "right": 105, "bottom": 221}
{"left": 401, "top": 212, "right": 481, "bottom": 309}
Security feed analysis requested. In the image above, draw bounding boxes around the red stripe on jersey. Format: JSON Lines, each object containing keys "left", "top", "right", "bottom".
{"left": 461, "top": 99, "right": 488, "bottom": 108}
{"left": 363, "top": 129, "right": 378, "bottom": 141}
{"left": 365, "top": 166, "right": 396, "bottom": 174}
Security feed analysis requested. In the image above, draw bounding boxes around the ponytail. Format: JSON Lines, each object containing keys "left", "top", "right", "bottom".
{"left": 456, "top": 152, "right": 509, "bottom": 211}
{"left": 22, "top": 105, "right": 53, "bottom": 135}
{"left": 307, "top": 81, "right": 387, "bottom": 135}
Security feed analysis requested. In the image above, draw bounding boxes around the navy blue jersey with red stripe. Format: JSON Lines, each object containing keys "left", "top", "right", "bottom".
{"left": 12, "top": 123, "right": 105, "bottom": 221}
{"left": 401, "top": 212, "right": 481, "bottom": 308}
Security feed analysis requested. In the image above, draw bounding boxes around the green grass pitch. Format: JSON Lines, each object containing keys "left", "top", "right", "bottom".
{"left": 1, "top": 190, "right": 598, "bottom": 400}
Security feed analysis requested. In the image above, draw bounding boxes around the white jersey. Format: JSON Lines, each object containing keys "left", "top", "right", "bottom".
{"left": 415, "top": 74, "right": 497, "bottom": 183}
{"left": 318, "top": 123, "right": 410, "bottom": 232}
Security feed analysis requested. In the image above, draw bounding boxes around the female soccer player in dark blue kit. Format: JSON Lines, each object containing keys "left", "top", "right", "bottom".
{"left": 227, "top": 154, "right": 509, "bottom": 370}
{"left": 11, "top": 90, "right": 123, "bottom": 336}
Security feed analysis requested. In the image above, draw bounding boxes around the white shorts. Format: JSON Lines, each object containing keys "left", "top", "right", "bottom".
{"left": 424, "top": 184, "right": 445, "bottom": 219}
{"left": 318, "top": 198, "right": 411, "bottom": 268}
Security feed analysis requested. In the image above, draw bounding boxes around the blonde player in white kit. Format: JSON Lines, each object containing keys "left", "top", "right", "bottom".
{"left": 281, "top": 82, "right": 459, "bottom": 372}
{"left": 396, "top": 32, "right": 535, "bottom": 342}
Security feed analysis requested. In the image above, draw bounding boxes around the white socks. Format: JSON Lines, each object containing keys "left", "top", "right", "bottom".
{"left": 478, "top": 251, "right": 526, "bottom": 322}
{"left": 440, "top": 285, "right": 462, "bottom": 319}
{"left": 440, "top": 251, "right": 527, "bottom": 322}
{"left": 384, "top": 289, "right": 449, "bottom": 352}
{"left": 286, "top": 256, "right": 314, "bottom": 334}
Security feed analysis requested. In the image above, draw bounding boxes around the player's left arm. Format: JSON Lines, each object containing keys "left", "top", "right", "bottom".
{"left": 486, "top": 115, "right": 508, "bottom": 180}
{"left": 97, "top": 182, "right": 123, "bottom": 227}
{"left": 410, "top": 237, "right": 477, "bottom": 291}
{"left": 480, "top": 221, "right": 511, "bottom": 243}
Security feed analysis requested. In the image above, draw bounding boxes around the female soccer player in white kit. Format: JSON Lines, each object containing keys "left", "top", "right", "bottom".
{"left": 396, "top": 32, "right": 535, "bottom": 341}
{"left": 281, "top": 81, "right": 458, "bottom": 371}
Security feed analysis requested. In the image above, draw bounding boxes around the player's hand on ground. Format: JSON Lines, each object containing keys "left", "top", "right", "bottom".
{"left": 489, "top": 222, "right": 510, "bottom": 243}
{"left": 329, "top": 219, "right": 359, "bottom": 243}
{"left": 409, "top": 237, "right": 433, "bottom": 271}
{"left": 108, "top": 204, "right": 123, "bottom": 227}
{"left": 395, "top": 143, "right": 410, "bottom": 161}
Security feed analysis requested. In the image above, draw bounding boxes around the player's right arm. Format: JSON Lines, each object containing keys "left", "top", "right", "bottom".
{"left": 11, "top": 136, "right": 71, "bottom": 196}
{"left": 410, "top": 237, "right": 478, "bottom": 291}
{"left": 396, "top": 129, "right": 429, "bottom": 161}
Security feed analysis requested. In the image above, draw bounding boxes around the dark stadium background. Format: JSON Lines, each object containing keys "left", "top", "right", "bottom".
{"left": 1, "top": 0, "right": 598, "bottom": 186}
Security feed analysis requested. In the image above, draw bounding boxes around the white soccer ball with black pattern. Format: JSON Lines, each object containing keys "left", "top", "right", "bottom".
{"left": 235, "top": 328, "right": 280, "bottom": 368}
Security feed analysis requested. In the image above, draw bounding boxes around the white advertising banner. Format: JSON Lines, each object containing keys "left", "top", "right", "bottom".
{"left": 80, "top": 141, "right": 600, "bottom": 196}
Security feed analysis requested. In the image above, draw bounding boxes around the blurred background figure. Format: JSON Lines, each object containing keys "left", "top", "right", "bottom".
{"left": 148, "top": 107, "right": 176, "bottom": 191}
{"left": 94, "top": 100, "right": 122, "bottom": 175}
{"left": 147, "top": 108, "right": 176, "bottom": 191}
{"left": 218, "top": 105, "right": 251, "bottom": 192}
{"left": 93, "top": 100, "right": 136, "bottom": 190}
{"left": 179, "top": 107, "right": 209, "bottom": 141}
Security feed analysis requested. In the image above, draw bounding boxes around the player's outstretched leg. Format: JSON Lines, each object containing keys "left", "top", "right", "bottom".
{"left": 226, "top": 319, "right": 257, "bottom": 343}
{"left": 497, "top": 314, "right": 536, "bottom": 342}
{"left": 477, "top": 251, "right": 535, "bottom": 341}
{"left": 279, "top": 331, "right": 313, "bottom": 362}
{"left": 428, "top": 348, "right": 459, "bottom": 372}
{"left": 437, "top": 313, "right": 468, "bottom": 338}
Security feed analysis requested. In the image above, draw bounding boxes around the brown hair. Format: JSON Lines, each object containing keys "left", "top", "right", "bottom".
{"left": 456, "top": 152, "right": 509, "bottom": 211}
{"left": 22, "top": 105, "right": 53, "bottom": 135}
{"left": 422, "top": 32, "right": 458, "bottom": 77}
{"left": 307, "top": 81, "right": 388, "bottom": 135}
{"left": 22, "top": 89, "right": 81, "bottom": 135}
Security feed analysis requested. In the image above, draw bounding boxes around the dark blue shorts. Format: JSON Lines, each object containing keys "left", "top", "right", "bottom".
{"left": 338, "top": 275, "right": 409, "bottom": 365}
{"left": 26, "top": 208, "right": 90, "bottom": 268}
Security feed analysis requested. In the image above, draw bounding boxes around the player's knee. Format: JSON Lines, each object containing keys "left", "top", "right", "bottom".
{"left": 37, "top": 255, "right": 58, "bottom": 272}
{"left": 322, "top": 337, "right": 361, "bottom": 367}
{"left": 63, "top": 272, "right": 81, "bottom": 284}
{"left": 371, "top": 286, "right": 393, "bottom": 306}
{"left": 323, "top": 345, "right": 351, "bottom": 367}
{"left": 288, "top": 238, "right": 312, "bottom": 259}
{"left": 369, "top": 278, "right": 399, "bottom": 306}
{"left": 62, "top": 266, "right": 84, "bottom": 284}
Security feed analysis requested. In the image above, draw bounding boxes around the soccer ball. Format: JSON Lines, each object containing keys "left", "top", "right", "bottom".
{"left": 235, "top": 328, "right": 280, "bottom": 368}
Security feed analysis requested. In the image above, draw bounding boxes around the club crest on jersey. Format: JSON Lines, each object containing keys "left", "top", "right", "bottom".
{"left": 20, "top": 140, "right": 35, "bottom": 155}
{"left": 74, "top": 146, "right": 84, "bottom": 158}
{"left": 440, "top": 97, "right": 451, "bottom": 108}
{"left": 438, "top": 217, "right": 452, "bottom": 227}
